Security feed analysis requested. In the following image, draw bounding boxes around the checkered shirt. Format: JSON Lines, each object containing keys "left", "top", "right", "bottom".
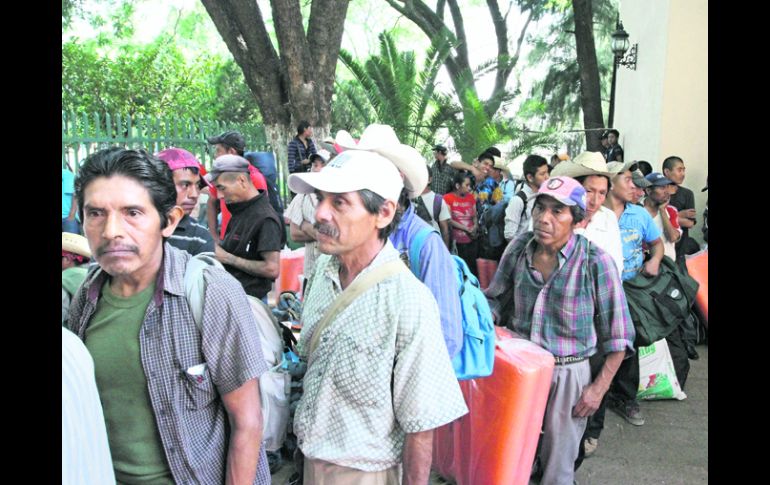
{"left": 429, "top": 160, "right": 459, "bottom": 195}
{"left": 294, "top": 242, "right": 468, "bottom": 471}
{"left": 67, "top": 243, "right": 271, "bottom": 485}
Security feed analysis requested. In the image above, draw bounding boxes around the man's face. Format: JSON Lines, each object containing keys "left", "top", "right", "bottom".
{"left": 172, "top": 168, "right": 201, "bottom": 215}
{"left": 528, "top": 164, "right": 550, "bottom": 188}
{"left": 532, "top": 196, "right": 575, "bottom": 249}
{"left": 664, "top": 161, "right": 686, "bottom": 185}
{"left": 480, "top": 159, "right": 494, "bottom": 177}
{"left": 82, "top": 175, "right": 177, "bottom": 282}
{"left": 62, "top": 255, "right": 74, "bottom": 271}
{"left": 213, "top": 143, "right": 237, "bottom": 158}
{"left": 313, "top": 190, "right": 392, "bottom": 256}
{"left": 304, "top": 126, "right": 314, "bottom": 138}
{"left": 611, "top": 170, "right": 635, "bottom": 203}
{"left": 310, "top": 159, "right": 326, "bottom": 173}
{"left": 608, "top": 133, "right": 618, "bottom": 145}
{"left": 434, "top": 150, "right": 446, "bottom": 162}
{"left": 582, "top": 175, "right": 609, "bottom": 219}
{"left": 647, "top": 185, "right": 672, "bottom": 205}
{"left": 601, "top": 138, "right": 609, "bottom": 148}
{"left": 630, "top": 185, "right": 645, "bottom": 205}
{"left": 490, "top": 167, "right": 503, "bottom": 182}
{"left": 213, "top": 173, "right": 249, "bottom": 204}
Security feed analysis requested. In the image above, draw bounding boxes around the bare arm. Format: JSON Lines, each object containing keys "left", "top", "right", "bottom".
{"left": 216, "top": 246, "right": 280, "bottom": 279}
{"left": 573, "top": 351, "right": 625, "bottom": 417}
{"left": 659, "top": 205, "right": 681, "bottom": 244}
{"left": 222, "top": 378, "right": 263, "bottom": 485}
{"left": 401, "top": 430, "right": 433, "bottom": 485}
{"left": 642, "top": 238, "right": 664, "bottom": 276}
{"left": 289, "top": 221, "right": 314, "bottom": 243}
{"left": 439, "top": 219, "right": 451, "bottom": 248}
{"left": 449, "top": 160, "right": 484, "bottom": 179}
{"left": 67, "top": 195, "right": 78, "bottom": 220}
{"left": 207, "top": 197, "right": 221, "bottom": 243}
{"left": 677, "top": 208, "right": 697, "bottom": 228}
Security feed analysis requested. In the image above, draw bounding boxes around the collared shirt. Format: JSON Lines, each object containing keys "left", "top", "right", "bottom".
{"left": 485, "top": 232, "right": 634, "bottom": 358}
{"left": 285, "top": 192, "right": 321, "bottom": 276}
{"left": 294, "top": 241, "right": 468, "bottom": 472}
{"left": 430, "top": 159, "right": 459, "bottom": 195}
{"left": 62, "top": 327, "right": 116, "bottom": 485}
{"left": 168, "top": 215, "right": 215, "bottom": 256}
{"left": 287, "top": 136, "right": 317, "bottom": 174}
{"left": 575, "top": 205, "right": 624, "bottom": 279}
{"left": 504, "top": 184, "right": 535, "bottom": 240}
{"left": 389, "top": 204, "right": 463, "bottom": 358}
{"left": 68, "top": 243, "right": 270, "bottom": 485}
{"left": 618, "top": 203, "right": 662, "bottom": 281}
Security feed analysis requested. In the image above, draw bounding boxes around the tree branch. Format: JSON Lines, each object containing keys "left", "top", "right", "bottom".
{"left": 446, "top": 0, "right": 468, "bottom": 69}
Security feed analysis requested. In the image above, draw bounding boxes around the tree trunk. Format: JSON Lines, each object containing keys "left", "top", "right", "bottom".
{"left": 572, "top": 0, "right": 605, "bottom": 152}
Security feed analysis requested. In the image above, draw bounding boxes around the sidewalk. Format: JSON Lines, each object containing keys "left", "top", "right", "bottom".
{"left": 575, "top": 343, "right": 708, "bottom": 484}
{"left": 271, "top": 343, "right": 708, "bottom": 484}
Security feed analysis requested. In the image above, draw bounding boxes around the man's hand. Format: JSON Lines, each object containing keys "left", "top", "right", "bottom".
{"left": 642, "top": 258, "right": 660, "bottom": 277}
{"left": 215, "top": 244, "right": 231, "bottom": 264}
{"left": 573, "top": 381, "right": 609, "bottom": 418}
{"left": 679, "top": 208, "right": 697, "bottom": 220}
{"left": 301, "top": 158, "right": 310, "bottom": 165}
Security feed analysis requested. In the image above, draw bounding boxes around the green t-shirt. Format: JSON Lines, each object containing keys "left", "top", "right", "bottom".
{"left": 85, "top": 279, "right": 174, "bottom": 485}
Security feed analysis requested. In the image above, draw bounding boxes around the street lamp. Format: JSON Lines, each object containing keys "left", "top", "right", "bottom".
{"left": 608, "top": 19, "right": 638, "bottom": 128}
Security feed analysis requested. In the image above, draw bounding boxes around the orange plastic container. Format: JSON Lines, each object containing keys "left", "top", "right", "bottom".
{"left": 278, "top": 249, "right": 304, "bottom": 294}
{"left": 476, "top": 258, "right": 499, "bottom": 290}
{"left": 433, "top": 327, "right": 555, "bottom": 485}
{"left": 685, "top": 249, "right": 708, "bottom": 326}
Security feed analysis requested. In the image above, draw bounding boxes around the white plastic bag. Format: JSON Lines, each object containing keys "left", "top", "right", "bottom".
{"left": 637, "top": 339, "right": 687, "bottom": 401}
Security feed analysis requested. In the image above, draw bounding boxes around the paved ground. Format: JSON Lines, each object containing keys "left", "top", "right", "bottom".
{"left": 271, "top": 343, "right": 708, "bottom": 484}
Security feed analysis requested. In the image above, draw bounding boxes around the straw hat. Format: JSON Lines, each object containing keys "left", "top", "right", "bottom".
{"left": 551, "top": 151, "right": 615, "bottom": 179}
{"left": 62, "top": 232, "right": 91, "bottom": 258}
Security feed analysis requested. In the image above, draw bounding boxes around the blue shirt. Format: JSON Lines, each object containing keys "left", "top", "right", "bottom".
{"left": 389, "top": 205, "right": 463, "bottom": 358}
{"left": 618, "top": 203, "right": 662, "bottom": 281}
{"left": 62, "top": 169, "right": 75, "bottom": 218}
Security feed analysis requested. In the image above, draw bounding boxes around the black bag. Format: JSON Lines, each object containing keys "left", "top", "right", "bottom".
{"left": 622, "top": 256, "right": 699, "bottom": 347}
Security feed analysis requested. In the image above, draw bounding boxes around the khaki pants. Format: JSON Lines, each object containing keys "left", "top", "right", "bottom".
{"left": 303, "top": 457, "right": 400, "bottom": 485}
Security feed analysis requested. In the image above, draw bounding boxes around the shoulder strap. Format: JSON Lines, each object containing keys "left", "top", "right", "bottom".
{"left": 409, "top": 227, "right": 439, "bottom": 276}
{"left": 183, "top": 252, "right": 224, "bottom": 331}
{"left": 516, "top": 190, "right": 528, "bottom": 220}
{"left": 433, "top": 195, "right": 442, "bottom": 222}
{"left": 308, "top": 259, "right": 407, "bottom": 357}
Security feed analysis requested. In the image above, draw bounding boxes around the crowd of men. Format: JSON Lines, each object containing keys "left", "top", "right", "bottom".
{"left": 62, "top": 123, "right": 706, "bottom": 485}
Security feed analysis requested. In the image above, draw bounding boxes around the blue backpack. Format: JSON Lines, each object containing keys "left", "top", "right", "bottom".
{"left": 409, "top": 227, "right": 496, "bottom": 380}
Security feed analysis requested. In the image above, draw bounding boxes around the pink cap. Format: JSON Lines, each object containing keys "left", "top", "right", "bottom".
{"left": 155, "top": 147, "right": 202, "bottom": 171}
{"left": 532, "top": 176, "right": 587, "bottom": 210}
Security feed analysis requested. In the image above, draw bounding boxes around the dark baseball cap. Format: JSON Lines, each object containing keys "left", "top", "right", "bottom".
{"left": 433, "top": 144, "right": 447, "bottom": 153}
{"left": 645, "top": 172, "right": 675, "bottom": 187}
{"left": 206, "top": 131, "right": 246, "bottom": 152}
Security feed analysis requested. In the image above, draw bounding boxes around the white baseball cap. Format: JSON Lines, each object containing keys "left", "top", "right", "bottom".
{"left": 288, "top": 149, "right": 404, "bottom": 202}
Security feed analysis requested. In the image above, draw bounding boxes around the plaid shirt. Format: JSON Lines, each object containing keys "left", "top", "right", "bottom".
{"left": 429, "top": 159, "right": 459, "bottom": 195}
{"left": 68, "top": 243, "right": 270, "bottom": 485}
{"left": 484, "top": 232, "right": 634, "bottom": 358}
{"left": 287, "top": 136, "right": 317, "bottom": 174}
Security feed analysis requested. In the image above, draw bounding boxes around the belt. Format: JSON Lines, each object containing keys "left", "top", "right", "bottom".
{"left": 553, "top": 355, "right": 587, "bottom": 365}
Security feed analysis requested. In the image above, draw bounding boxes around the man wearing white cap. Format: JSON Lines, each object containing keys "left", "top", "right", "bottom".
{"left": 334, "top": 124, "right": 463, "bottom": 360}
{"left": 485, "top": 176, "right": 633, "bottom": 485}
{"left": 289, "top": 149, "right": 468, "bottom": 484}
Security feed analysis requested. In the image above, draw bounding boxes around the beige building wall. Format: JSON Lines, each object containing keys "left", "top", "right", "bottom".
{"left": 616, "top": 0, "right": 708, "bottom": 245}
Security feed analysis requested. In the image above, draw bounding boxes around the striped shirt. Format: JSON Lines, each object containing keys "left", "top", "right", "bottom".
{"left": 68, "top": 243, "right": 270, "bottom": 485}
{"left": 287, "top": 136, "right": 317, "bottom": 174}
{"left": 485, "top": 232, "right": 634, "bottom": 358}
{"left": 62, "top": 327, "right": 116, "bottom": 485}
{"left": 168, "top": 214, "right": 215, "bottom": 255}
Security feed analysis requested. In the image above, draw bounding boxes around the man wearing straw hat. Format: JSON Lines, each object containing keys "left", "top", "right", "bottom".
{"left": 289, "top": 146, "right": 467, "bottom": 484}
{"left": 62, "top": 232, "right": 92, "bottom": 325}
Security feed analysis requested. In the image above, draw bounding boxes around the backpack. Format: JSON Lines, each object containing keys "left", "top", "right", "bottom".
{"left": 514, "top": 190, "right": 528, "bottom": 221}
{"left": 409, "top": 227, "right": 495, "bottom": 380}
{"left": 622, "top": 256, "right": 700, "bottom": 347}
{"left": 244, "top": 151, "right": 284, "bottom": 215}
{"left": 413, "top": 195, "right": 444, "bottom": 225}
{"left": 183, "top": 253, "right": 291, "bottom": 452}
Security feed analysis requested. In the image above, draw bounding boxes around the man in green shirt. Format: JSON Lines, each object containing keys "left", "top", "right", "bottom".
{"left": 67, "top": 147, "right": 271, "bottom": 485}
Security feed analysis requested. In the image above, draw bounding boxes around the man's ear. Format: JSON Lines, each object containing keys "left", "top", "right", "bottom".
{"left": 162, "top": 206, "right": 184, "bottom": 238}
{"left": 375, "top": 200, "right": 397, "bottom": 230}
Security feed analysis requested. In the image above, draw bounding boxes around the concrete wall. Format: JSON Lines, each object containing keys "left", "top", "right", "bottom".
{"left": 616, "top": 0, "right": 708, "bottom": 244}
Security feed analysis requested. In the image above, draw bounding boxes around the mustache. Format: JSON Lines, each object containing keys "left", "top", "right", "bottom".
{"left": 314, "top": 222, "right": 340, "bottom": 239}
{"left": 96, "top": 244, "right": 140, "bottom": 257}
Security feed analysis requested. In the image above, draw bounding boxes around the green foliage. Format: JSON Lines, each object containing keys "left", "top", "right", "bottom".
{"left": 338, "top": 30, "right": 451, "bottom": 149}
{"left": 331, "top": 80, "right": 374, "bottom": 135}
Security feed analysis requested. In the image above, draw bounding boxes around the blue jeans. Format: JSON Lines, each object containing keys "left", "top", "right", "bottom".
{"left": 62, "top": 218, "right": 81, "bottom": 235}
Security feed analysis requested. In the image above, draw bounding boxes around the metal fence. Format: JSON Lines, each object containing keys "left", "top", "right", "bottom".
{"left": 62, "top": 111, "right": 271, "bottom": 173}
